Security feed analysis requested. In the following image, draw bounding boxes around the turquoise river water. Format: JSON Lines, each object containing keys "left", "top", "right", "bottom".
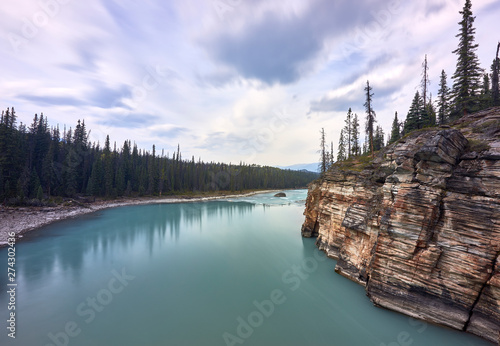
{"left": 0, "top": 190, "right": 493, "bottom": 345}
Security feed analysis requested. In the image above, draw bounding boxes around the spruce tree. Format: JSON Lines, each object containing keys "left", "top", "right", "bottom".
{"left": 425, "top": 96, "right": 437, "bottom": 126}
{"left": 404, "top": 91, "right": 423, "bottom": 134}
{"left": 421, "top": 55, "right": 430, "bottom": 108}
{"left": 351, "top": 113, "right": 360, "bottom": 157}
{"left": 330, "top": 141, "right": 334, "bottom": 167}
{"left": 364, "top": 80, "right": 376, "bottom": 158}
{"left": 480, "top": 73, "right": 491, "bottom": 108}
{"left": 373, "top": 126, "right": 385, "bottom": 151}
{"left": 36, "top": 185, "right": 43, "bottom": 201}
{"left": 451, "top": 0, "right": 483, "bottom": 117}
{"left": 0, "top": 170, "right": 4, "bottom": 200}
{"left": 337, "top": 128, "right": 346, "bottom": 162}
{"left": 0, "top": 108, "right": 18, "bottom": 185}
{"left": 389, "top": 112, "right": 400, "bottom": 144}
{"left": 319, "top": 128, "right": 327, "bottom": 174}
{"left": 344, "top": 108, "right": 352, "bottom": 158}
{"left": 491, "top": 43, "right": 499, "bottom": 106}
{"left": 420, "top": 104, "right": 431, "bottom": 128}
{"left": 437, "top": 70, "right": 450, "bottom": 124}
{"left": 103, "top": 135, "right": 114, "bottom": 196}
{"left": 363, "top": 135, "right": 369, "bottom": 155}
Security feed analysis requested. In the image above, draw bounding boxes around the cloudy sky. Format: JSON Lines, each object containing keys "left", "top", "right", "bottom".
{"left": 1, "top": 0, "right": 499, "bottom": 166}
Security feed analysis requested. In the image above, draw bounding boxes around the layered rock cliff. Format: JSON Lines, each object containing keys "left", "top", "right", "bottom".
{"left": 302, "top": 107, "right": 500, "bottom": 344}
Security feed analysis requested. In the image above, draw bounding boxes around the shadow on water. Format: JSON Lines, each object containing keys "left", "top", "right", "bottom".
{"left": 1, "top": 200, "right": 255, "bottom": 290}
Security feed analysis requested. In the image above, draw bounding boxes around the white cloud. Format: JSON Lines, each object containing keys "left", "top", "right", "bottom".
{"left": 0, "top": 0, "right": 498, "bottom": 166}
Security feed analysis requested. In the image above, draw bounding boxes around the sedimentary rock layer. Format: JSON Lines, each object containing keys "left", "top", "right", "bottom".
{"left": 302, "top": 108, "right": 500, "bottom": 343}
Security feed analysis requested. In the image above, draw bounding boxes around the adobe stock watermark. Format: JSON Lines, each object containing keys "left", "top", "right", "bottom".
{"left": 91, "top": 64, "right": 174, "bottom": 144}
{"left": 222, "top": 248, "right": 327, "bottom": 346}
{"left": 126, "top": 65, "right": 175, "bottom": 111}
{"left": 238, "top": 108, "right": 291, "bottom": 165}
{"left": 204, "top": 107, "right": 292, "bottom": 193}
{"left": 44, "top": 267, "right": 135, "bottom": 346}
{"left": 7, "top": 0, "right": 73, "bottom": 54}
{"left": 212, "top": 0, "right": 243, "bottom": 21}
{"left": 341, "top": 0, "right": 401, "bottom": 61}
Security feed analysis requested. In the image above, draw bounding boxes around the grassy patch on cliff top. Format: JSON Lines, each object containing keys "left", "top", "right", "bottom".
{"left": 399, "top": 126, "right": 440, "bottom": 141}
{"left": 332, "top": 154, "right": 373, "bottom": 172}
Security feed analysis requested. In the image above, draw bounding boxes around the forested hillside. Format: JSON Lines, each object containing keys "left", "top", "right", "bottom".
{"left": 0, "top": 109, "right": 317, "bottom": 204}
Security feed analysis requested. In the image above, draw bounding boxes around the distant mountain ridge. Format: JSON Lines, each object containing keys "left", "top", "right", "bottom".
{"left": 277, "top": 163, "right": 319, "bottom": 173}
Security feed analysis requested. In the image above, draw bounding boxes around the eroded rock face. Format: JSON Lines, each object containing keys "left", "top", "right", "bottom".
{"left": 301, "top": 108, "right": 500, "bottom": 343}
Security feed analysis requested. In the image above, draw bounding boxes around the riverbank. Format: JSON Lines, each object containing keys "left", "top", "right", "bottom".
{"left": 0, "top": 189, "right": 282, "bottom": 246}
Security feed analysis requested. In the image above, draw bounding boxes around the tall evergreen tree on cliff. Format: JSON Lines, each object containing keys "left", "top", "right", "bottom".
{"left": 425, "top": 95, "right": 437, "bottom": 126}
{"left": 404, "top": 91, "right": 423, "bottom": 134}
{"left": 364, "top": 80, "right": 376, "bottom": 158}
{"left": 492, "top": 42, "right": 500, "bottom": 106}
{"left": 351, "top": 113, "right": 360, "bottom": 157}
{"left": 451, "top": 0, "right": 482, "bottom": 117}
{"left": 337, "top": 128, "right": 346, "bottom": 162}
{"left": 373, "top": 125, "right": 385, "bottom": 151}
{"left": 319, "top": 128, "right": 327, "bottom": 174}
{"left": 344, "top": 108, "right": 353, "bottom": 158}
{"left": 437, "top": 70, "right": 450, "bottom": 124}
{"left": 330, "top": 141, "right": 334, "bottom": 168}
{"left": 421, "top": 55, "right": 430, "bottom": 108}
{"left": 389, "top": 112, "right": 400, "bottom": 144}
{"left": 480, "top": 73, "right": 491, "bottom": 108}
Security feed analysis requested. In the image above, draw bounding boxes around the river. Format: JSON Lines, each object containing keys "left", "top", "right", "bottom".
{"left": 0, "top": 190, "right": 492, "bottom": 345}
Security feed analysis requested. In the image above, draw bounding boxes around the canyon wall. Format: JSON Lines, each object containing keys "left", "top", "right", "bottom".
{"left": 302, "top": 108, "right": 500, "bottom": 343}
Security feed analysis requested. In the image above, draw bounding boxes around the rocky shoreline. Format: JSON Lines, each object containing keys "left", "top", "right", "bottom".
{"left": 0, "top": 190, "right": 279, "bottom": 247}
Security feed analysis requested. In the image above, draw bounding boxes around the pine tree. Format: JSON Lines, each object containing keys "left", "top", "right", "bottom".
{"left": 420, "top": 104, "right": 431, "bottom": 128}
{"left": 0, "top": 108, "right": 18, "bottom": 187}
{"left": 363, "top": 135, "right": 369, "bottom": 155}
{"left": 351, "top": 113, "right": 360, "bottom": 157}
{"left": 492, "top": 43, "right": 500, "bottom": 106}
{"left": 404, "top": 91, "right": 423, "bottom": 134}
{"left": 426, "top": 96, "right": 437, "bottom": 126}
{"left": 0, "top": 170, "right": 4, "bottom": 200}
{"left": 147, "top": 145, "right": 156, "bottom": 194}
{"left": 421, "top": 55, "right": 430, "bottom": 108}
{"left": 88, "top": 157, "right": 104, "bottom": 196}
{"left": 64, "top": 144, "right": 78, "bottom": 196}
{"left": 389, "top": 112, "right": 400, "bottom": 144}
{"left": 103, "top": 135, "right": 114, "bottom": 196}
{"left": 319, "top": 128, "right": 327, "bottom": 174}
{"left": 36, "top": 185, "right": 44, "bottom": 201}
{"left": 344, "top": 108, "right": 352, "bottom": 158}
{"left": 437, "top": 70, "right": 450, "bottom": 124}
{"left": 330, "top": 141, "right": 334, "bottom": 167}
{"left": 451, "top": 0, "right": 483, "bottom": 117}
{"left": 373, "top": 126, "right": 385, "bottom": 151}
{"left": 480, "top": 73, "right": 491, "bottom": 108}
{"left": 364, "top": 80, "right": 376, "bottom": 158}
{"left": 29, "top": 167, "right": 41, "bottom": 198}
{"left": 337, "top": 128, "right": 346, "bottom": 162}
